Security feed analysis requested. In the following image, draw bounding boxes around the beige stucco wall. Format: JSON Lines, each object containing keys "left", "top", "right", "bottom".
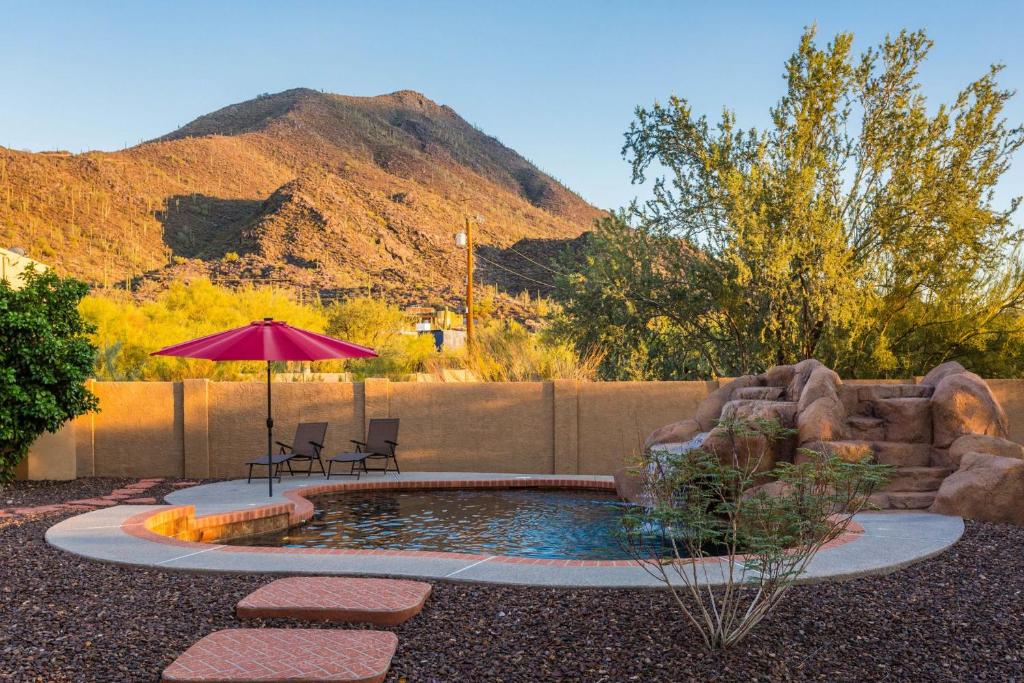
{"left": 21, "top": 423, "right": 77, "bottom": 480}
{"left": 90, "top": 382, "right": 184, "bottom": 477}
{"left": 206, "top": 382, "right": 363, "bottom": 478}
{"left": 577, "top": 380, "right": 716, "bottom": 474}
{"left": 17, "top": 376, "right": 1024, "bottom": 481}
{"left": 388, "top": 381, "right": 554, "bottom": 473}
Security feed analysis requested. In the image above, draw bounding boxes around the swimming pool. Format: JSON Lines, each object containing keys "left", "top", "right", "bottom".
{"left": 226, "top": 487, "right": 644, "bottom": 560}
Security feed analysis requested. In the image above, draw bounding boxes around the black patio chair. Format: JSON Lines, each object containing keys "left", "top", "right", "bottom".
{"left": 247, "top": 421, "right": 327, "bottom": 483}
{"left": 325, "top": 418, "right": 400, "bottom": 479}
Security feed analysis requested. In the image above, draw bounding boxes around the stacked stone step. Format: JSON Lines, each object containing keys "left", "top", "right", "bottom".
{"left": 838, "top": 383, "right": 951, "bottom": 510}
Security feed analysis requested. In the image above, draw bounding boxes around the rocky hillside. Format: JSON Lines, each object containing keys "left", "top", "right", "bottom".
{"left": 0, "top": 88, "right": 599, "bottom": 305}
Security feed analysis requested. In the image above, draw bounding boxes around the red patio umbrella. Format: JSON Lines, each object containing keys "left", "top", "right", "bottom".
{"left": 152, "top": 318, "right": 377, "bottom": 496}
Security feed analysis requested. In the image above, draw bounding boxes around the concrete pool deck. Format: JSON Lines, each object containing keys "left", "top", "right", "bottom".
{"left": 46, "top": 472, "right": 965, "bottom": 588}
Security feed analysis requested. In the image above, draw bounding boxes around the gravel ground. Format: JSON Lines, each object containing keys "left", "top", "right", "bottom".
{"left": 1, "top": 478, "right": 137, "bottom": 508}
{"left": 0, "top": 479, "right": 1022, "bottom": 682}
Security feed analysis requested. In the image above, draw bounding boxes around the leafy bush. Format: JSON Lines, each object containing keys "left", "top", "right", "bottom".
{"left": 81, "top": 279, "right": 327, "bottom": 380}
{"left": 82, "top": 281, "right": 602, "bottom": 381}
{"left": 0, "top": 270, "right": 98, "bottom": 484}
{"left": 459, "top": 320, "right": 604, "bottom": 381}
{"left": 621, "top": 418, "right": 890, "bottom": 649}
{"left": 325, "top": 297, "right": 439, "bottom": 379}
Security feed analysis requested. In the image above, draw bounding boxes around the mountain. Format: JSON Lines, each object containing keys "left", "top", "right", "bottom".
{"left": 0, "top": 88, "right": 598, "bottom": 307}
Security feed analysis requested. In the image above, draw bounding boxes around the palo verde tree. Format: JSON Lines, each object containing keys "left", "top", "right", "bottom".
{"left": 0, "top": 269, "right": 98, "bottom": 485}
{"left": 558, "top": 27, "right": 1024, "bottom": 379}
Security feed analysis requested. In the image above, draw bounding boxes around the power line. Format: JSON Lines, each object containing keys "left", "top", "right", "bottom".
{"left": 501, "top": 245, "right": 569, "bottom": 276}
{"left": 474, "top": 252, "right": 557, "bottom": 290}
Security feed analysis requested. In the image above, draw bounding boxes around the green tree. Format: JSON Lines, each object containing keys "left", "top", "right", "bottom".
{"left": 558, "top": 28, "right": 1024, "bottom": 379}
{"left": 0, "top": 270, "right": 98, "bottom": 484}
{"left": 326, "top": 297, "right": 437, "bottom": 378}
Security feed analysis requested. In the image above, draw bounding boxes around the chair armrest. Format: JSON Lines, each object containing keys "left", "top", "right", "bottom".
{"left": 276, "top": 441, "right": 293, "bottom": 453}
{"left": 309, "top": 440, "right": 324, "bottom": 449}
{"left": 384, "top": 440, "right": 399, "bottom": 447}
{"left": 350, "top": 439, "right": 366, "bottom": 452}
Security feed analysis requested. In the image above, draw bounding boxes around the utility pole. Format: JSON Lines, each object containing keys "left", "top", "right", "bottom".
{"left": 464, "top": 215, "right": 474, "bottom": 350}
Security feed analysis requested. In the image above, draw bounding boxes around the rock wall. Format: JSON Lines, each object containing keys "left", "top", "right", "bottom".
{"left": 639, "top": 360, "right": 1023, "bottom": 525}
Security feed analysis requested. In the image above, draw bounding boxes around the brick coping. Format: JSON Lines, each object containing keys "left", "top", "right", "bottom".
{"left": 121, "top": 477, "right": 866, "bottom": 568}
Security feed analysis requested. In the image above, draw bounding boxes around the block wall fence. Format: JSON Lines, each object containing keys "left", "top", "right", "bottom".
{"left": 19, "top": 378, "right": 1024, "bottom": 480}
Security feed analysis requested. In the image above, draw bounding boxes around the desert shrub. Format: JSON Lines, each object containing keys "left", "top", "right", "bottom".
{"left": 81, "top": 279, "right": 327, "bottom": 380}
{"left": 461, "top": 320, "right": 603, "bottom": 381}
{"left": 0, "top": 270, "right": 98, "bottom": 484}
{"left": 81, "top": 282, "right": 601, "bottom": 381}
{"left": 326, "top": 297, "right": 439, "bottom": 379}
{"left": 621, "top": 417, "right": 890, "bottom": 649}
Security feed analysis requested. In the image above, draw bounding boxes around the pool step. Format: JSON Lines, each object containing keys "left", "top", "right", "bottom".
{"left": 236, "top": 577, "right": 432, "bottom": 625}
{"left": 161, "top": 629, "right": 398, "bottom": 683}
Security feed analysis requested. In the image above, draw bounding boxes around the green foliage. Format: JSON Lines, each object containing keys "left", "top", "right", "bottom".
{"left": 558, "top": 28, "right": 1024, "bottom": 379}
{"left": 0, "top": 270, "right": 98, "bottom": 484}
{"left": 83, "top": 281, "right": 601, "bottom": 382}
{"left": 326, "top": 297, "right": 438, "bottom": 379}
{"left": 81, "top": 279, "right": 328, "bottom": 380}
{"left": 462, "top": 321, "right": 604, "bottom": 382}
{"left": 621, "top": 417, "right": 890, "bottom": 649}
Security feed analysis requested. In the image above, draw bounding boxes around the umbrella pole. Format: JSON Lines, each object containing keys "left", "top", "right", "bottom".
{"left": 267, "top": 360, "right": 273, "bottom": 498}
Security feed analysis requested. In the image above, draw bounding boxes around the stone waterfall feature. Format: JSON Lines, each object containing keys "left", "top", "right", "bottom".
{"left": 625, "top": 360, "right": 1024, "bottom": 526}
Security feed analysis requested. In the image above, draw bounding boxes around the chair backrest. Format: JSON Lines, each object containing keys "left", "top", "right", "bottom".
{"left": 292, "top": 422, "right": 328, "bottom": 457}
{"left": 365, "top": 418, "right": 399, "bottom": 454}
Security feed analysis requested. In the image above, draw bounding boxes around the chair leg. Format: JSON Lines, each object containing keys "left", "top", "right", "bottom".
{"left": 316, "top": 457, "right": 326, "bottom": 477}
{"left": 247, "top": 463, "right": 253, "bottom": 484}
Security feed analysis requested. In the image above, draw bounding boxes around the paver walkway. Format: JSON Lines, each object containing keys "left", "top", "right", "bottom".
{"left": 0, "top": 478, "right": 167, "bottom": 519}
{"left": 161, "top": 629, "right": 398, "bottom": 683}
{"left": 237, "top": 577, "right": 432, "bottom": 625}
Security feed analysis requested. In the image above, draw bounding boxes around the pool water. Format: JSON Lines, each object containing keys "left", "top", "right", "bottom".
{"left": 227, "top": 487, "right": 646, "bottom": 560}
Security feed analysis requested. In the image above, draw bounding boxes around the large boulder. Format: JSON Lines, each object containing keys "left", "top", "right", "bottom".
{"left": 742, "top": 479, "right": 796, "bottom": 500}
{"left": 720, "top": 400, "right": 799, "bottom": 428}
{"left": 797, "top": 366, "right": 842, "bottom": 412}
{"left": 693, "top": 375, "right": 762, "bottom": 431}
{"left": 763, "top": 363, "right": 796, "bottom": 390}
{"left": 799, "top": 440, "right": 873, "bottom": 464}
{"left": 931, "top": 371, "right": 1008, "bottom": 448}
{"left": 644, "top": 418, "right": 701, "bottom": 450}
{"left": 920, "top": 361, "right": 966, "bottom": 388}
{"left": 786, "top": 359, "right": 825, "bottom": 401}
{"left": 930, "top": 452, "right": 1024, "bottom": 525}
{"left": 613, "top": 467, "right": 647, "bottom": 505}
{"left": 702, "top": 422, "right": 793, "bottom": 474}
{"left": 947, "top": 434, "right": 1024, "bottom": 468}
{"left": 797, "top": 397, "right": 848, "bottom": 445}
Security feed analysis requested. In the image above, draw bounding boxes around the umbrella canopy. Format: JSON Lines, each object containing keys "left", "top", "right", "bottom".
{"left": 152, "top": 318, "right": 377, "bottom": 496}
{"left": 152, "top": 318, "right": 377, "bottom": 362}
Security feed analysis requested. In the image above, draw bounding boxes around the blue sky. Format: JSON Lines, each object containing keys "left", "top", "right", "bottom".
{"left": 2, "top": 1, "right": 1022, "bottom": 211}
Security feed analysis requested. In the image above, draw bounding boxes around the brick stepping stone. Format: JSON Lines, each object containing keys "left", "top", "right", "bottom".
{"left": 66, "top": 498, "right": 116, "bottom": 507}
{"left": 125, "top": 496, "right": 158, "bottom": 504}
{"left": 237, "top": 577, "right": 431, "bottom": 626}
{"left": 161, "top": 629, "right": 397, "bottom": 683}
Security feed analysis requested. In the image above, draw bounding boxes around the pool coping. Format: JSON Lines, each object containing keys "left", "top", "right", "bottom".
{"left": 45, "top": 472, "right": 965, "bottom": 588}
